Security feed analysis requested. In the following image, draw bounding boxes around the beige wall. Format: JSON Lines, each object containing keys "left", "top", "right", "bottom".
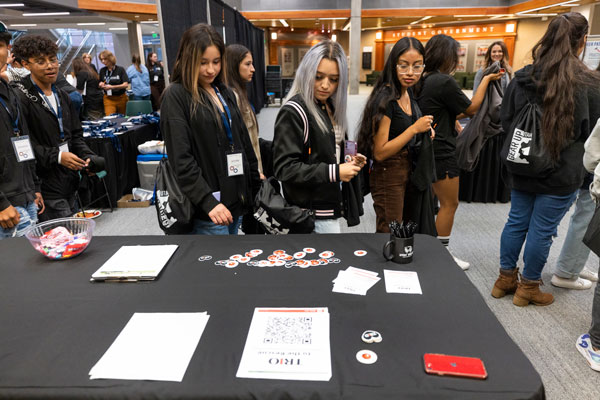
{"left": 360, "top": 30, "right": 377, "bottom": 82}
{"left": 513, "top": 18, "right": 551, "bottom": 70}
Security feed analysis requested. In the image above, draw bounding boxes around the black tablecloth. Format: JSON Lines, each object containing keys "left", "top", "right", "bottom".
{"left": 459, "top": 133, "right": 511, "bottom": 203}
{"left": 0, "top": 234, "right": 544, "bottom": 399}
{"left": 82, "top": 119, "right": 159, "bottom": 207}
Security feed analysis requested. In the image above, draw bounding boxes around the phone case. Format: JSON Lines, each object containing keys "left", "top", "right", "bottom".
{"left": 344, "top": 141, "right": 357, "bottom": 156}
{"left": 423, "top": 353, "right": 488, "bottom": 379}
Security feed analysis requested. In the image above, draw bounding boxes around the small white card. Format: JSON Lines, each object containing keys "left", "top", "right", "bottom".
{"left": 384, "top": 270, "right": 422, "bottom": 294}
{"left": 154, "top": 75, "right": 159, "bottom": 82}
{"left": 106, "top": 89, "right": 112, "bottom": 96}
{"left": 58, "top": 141, "right": 69, "bottom": 153}
{"left": 227, "top": 152, "right": 244, "bottom": 176}
{"left": 11, "top": 136, "right": 35, "bottom": 162}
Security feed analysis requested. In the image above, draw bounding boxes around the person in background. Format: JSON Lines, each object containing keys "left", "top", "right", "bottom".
{"left": 492, "top": 12, "right": 600, "bottom": 307}
{"left": 146, "top": 52, "right": 165, "bottom": 110}
{"left": 224, "top": 44, "right": 265, "bottom": 234}
{"left": 73, "top": 57, "right": 104, "bottom": 120}
{"left": 357, "top": 37, "right": 433, "bottom": 233}
{"left": 0, "top": 21, "right": 44, "bottom": 238}
{"left": 416, "top": 34, "right": 503, "bottom": 270}
{"left": 127, "top": 54, "right": 151, "bottom": 101}
{"left": 273, "top": 40, "right": 366, "bottom": 234}
{"left": 577, "top": 118, "right": 600, "bottom": 372}
{"left": 98, "top": 49, "right": 129, "bottom": 115}
{"left": 82, "top": 52, "right": 97, "bottom": 73}
{"left": 12, "top": 34, "right": 105, "bottom": 221}
{"left": 473, "top": 41, "right": 512, "bottom": 92}
{"left": 1, "top": 52, "right": 29, "bottom": 83}
{"left": 55, "top": 72, "right": 83, "bottom": 117}
{"left": 160, "top": 23, "right": 260, "bottom": 235}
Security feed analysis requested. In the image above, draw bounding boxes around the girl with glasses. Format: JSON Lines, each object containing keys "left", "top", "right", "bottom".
{"left": 357, "top": 37, "right": 434, "bottom": 233}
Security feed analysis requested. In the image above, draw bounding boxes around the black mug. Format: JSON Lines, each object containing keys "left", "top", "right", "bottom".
{"left": 383, "top": 236, "right": 414, "bottom": 264}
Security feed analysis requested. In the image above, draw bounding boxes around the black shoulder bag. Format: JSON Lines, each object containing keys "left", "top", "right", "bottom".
{"left": 154, "top": 157, "right": 194, "bottom": 234}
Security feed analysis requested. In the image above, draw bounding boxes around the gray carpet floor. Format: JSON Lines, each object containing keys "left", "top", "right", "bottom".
{"left": 91, "top": 86, "right": 600, "bottom": 399}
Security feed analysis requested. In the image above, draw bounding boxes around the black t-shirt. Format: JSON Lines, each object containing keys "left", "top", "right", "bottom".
{"left": 417, "top": 73, "right": 471, "bottom": 159}
{"left": 385, "top": 99, "right": 417, "bottom": 142}
{"left": 75, "top": 70, "right": 103, "bottom": 100}
{"left": 148, "top": 63, "right": 164, "bottom": 83}
{"left": 98, "top": 65, "right": 129, "bottom": 96}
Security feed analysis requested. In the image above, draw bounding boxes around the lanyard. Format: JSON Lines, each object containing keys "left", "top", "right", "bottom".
{"left": 0, "top": 95, "right": 20, "bottom": 135}
{"left": 31, "top": 78, "right": 64, "bottom": 140}
{"left": 105, "top": 68, "right": 114, "bottom": 83}
{"left": 213, "top": 85, "right": 234, "bottom": 147}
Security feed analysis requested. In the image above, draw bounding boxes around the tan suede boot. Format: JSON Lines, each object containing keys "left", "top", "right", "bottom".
{"left": 513, "top": 277, "right": 554, "bottom": 307}
{"left": 491, "top": 268, "right": 519, "bottom": 298}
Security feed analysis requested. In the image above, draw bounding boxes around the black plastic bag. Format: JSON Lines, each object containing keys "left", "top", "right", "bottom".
{"left": 154, "top": 158, "right": 194, "bottom": 234}
{"left": 583, "top": 204, "right": 600, "bottom": 257}
{"left": 253, "top": 177, "right": 315, "bottom": 234}
{"left": 500, "top": 100, "right": 555, "bottom": 178}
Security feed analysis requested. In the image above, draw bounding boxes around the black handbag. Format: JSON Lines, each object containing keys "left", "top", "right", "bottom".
{"left": 154, "top": 157, "right": 194, "bottom": 234}
{"left": 583, "top": 203, "right": 600, "bottom": 257}
{"left": 253, "top": 177, "right": 315, "bottom": 234}
{"left": 500, "top": 95, "right": 555, "bottom": 178}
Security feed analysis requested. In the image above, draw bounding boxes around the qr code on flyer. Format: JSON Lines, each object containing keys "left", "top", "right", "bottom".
{"left": 263, "top": 316, "right": 313, "bottom": 345}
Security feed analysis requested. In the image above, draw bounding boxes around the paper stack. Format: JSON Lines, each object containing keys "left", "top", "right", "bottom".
{"left": 332, "top": 266, "right": 380, "bottom": 295}
{"left": 91, "top": 244, "right": 178, "bottom": 281}
{"left": 89, "top": 312, "right": 210, "bottom": 382}
{"left": 237, "top": 307, "right": 331, "bottom": 381}
{"left": 384, "top": 270, "right": 423, "bottom": 294}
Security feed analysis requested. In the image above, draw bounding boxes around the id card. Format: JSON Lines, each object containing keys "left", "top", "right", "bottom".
{"left": 154, "top": 75, "right": 159, "bottom": 82}
{"left": 59, "top": 141, "right": 69, "bottom": 153}
{"left": 227, "top": 152, "right": 244, "bottom": 177}
{"left": 11, "top": 136, "right": 35, "bottom": 162}
{"left": 106, "top": 89, "right": 112, "bottom": 96}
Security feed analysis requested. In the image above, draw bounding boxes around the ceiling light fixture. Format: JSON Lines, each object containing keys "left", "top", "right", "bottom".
{"left": 22, "top": 12, "right": 70, "bottom": 16}
{"left": 77, "top": 22, "right": 106, "bottom": 26}
{"left": 0, "top": 3, "right": 24, "bottom": 6}
{"left": 342, "top": 21, "right": 351, "bottom": 31}
{"left": 279, "top": 19, "right": 288, "bottom": 27}
{"left": 10, "top": 23, "right": 36, "bottom": 27}
{"left": 109, "top": 27, "right": 128, "bottom": 31}
{"left": 410, "top": 16, "right": 432, "bottom": 25}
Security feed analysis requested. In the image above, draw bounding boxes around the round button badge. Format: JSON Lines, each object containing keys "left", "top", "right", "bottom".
{"left": 356, "top": 350, "right": 378, "bottom": 364}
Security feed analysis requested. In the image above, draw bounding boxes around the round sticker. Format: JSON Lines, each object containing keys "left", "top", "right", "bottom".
{"left": 273, "top": 250, "right": 286, "bottom": 256}
{"left": 310, "top": 259, "right": 321, "bottom": 266}
{"left": 293, "top": 252, "right": 306, "bottom": 259}
{"left": 354, "top": 250, "right": 367, "bottom": 257}
{"left": 274, "top": 260, "right": 286, "bottom": 266}
{"left": 304, "top": 247, "right": 316, "bottom": 253}
{"left": 239, "top": 256, "right": 250, "bottom": 263}
{"left": 225, "top": 261, "right": 239, "bottom": 268}
{"left": 283, "top": 254, "right": 294, "bottom": 261}
{"left": 319, "top": 251, "right": 334, "bottom": 259}
{"left": 361, "top": 330, "right": 383, "bottom": 344}
{"left": 250, "top": 249, "right": 263, "bottom": 256}
{"left": 198, "top": 255, "right": 212, "bottom": 262}
{"left": 258, "top": 260, "right": 270, "bottom": 267}
{"left": 297, "top": 260, "right": 310, "bottom": 268}
{"left": 268, "top": 255, "right": 279, "bottom": 261}
{"left": 230, "top": 254, "right": 243, "bottom": 261}
{"left": 356, "top": 350, "right": 378, "bottom": 364}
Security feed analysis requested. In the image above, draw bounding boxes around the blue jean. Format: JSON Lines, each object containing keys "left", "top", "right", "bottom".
{"left": 0, "top": 202, "right": 38, "bottom": 239}
{"left": 500, "top": 189, "right": 577, "bottom": 281}
{"left": 189, "top": 216, "right": 242, "bottom": 235}
{"left": 555, "top": 189, "right": 595, "bottom": 279}
{"left": 131, "top": 95, "right": 151, "bottom": 101}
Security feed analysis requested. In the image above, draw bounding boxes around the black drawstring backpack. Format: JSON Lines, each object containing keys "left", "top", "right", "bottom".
{"left": 154, "top": 157, "right": 194, "bottom": 234}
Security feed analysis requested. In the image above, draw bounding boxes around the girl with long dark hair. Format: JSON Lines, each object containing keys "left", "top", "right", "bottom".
{"left": 160, "top": 23, "right": 260, "bottom": 235}
{"left": 146, "top": 52, "right": 164, "bottom": 110}
{"left": 492, "top": 12, "right": 600, "bottom": 306}
{"left": 473, "top": 41, "right": 512, "bottom": 92}
{"left": 73, "top": 57, "right": 103, "bottom": 120}
{"left": 417, "top": 34, "right": 503, "bottom": 270}
{"left": 357, "top": 37, "right": 433, "bottom": 233}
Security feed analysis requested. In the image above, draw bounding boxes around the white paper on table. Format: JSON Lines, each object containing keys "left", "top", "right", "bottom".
{"left": 91, "top": 245, "right": 178, "bottom": 281}
{"left": 236, "top": 307, "right": 332, "bottom": 381}
{"left": 332, "top": 268, "right": 380, "bottom": 295}
{"left": 384, "top": 270, "right": 423, "bottom": 294}
{"left": 345, "top": 266, "right": 378, "bottom": 277}
{"left": 89, "top": 312, "right": 209, "bottom": 382}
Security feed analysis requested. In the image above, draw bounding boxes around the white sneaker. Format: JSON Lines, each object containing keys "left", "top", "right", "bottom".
{"left": 551, "top": 275, "right": 592, "bottom": 290}
{"left": 580, "top": 268, "right": 599, "bottom": 282}
{"left": 577, "top": 334, "right": 600, "bottom": 372}
{"left": 452, "top": 255, "right": 470, "bottom": 271}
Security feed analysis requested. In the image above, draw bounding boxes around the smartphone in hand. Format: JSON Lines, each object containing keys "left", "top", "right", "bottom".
{"left": 344, "top": 140, "right": 357, "bottom": 163}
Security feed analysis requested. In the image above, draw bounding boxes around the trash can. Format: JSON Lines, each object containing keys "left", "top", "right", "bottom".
{"left": 136, "top": 154, "right": 166, "bottom": 190}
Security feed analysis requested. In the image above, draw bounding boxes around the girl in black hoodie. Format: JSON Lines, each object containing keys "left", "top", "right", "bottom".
{"left": 492, "top": 12, "right": 600, "bottom": 306}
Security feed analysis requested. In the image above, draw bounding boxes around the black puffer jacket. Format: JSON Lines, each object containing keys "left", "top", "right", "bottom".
{"left": 501, "top": 65, "right": 600, "bottom": 195}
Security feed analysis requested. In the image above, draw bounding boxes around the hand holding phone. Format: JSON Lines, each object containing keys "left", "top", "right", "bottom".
{"left": 423, "top": 353, "right": 487, "bottom": 379}
{"left": 344, "top": 140, "right": 357, "bottom": 163}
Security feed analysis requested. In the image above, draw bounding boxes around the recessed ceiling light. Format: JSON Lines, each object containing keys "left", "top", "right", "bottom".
{"left": 10, "top": 23, "right": 36, "bottom": 27}
{"left": 140, "top": 20, "right": 159, "bottom": 24}
{"left": 0, "top": 3, "right": 25, "bottom": 6}
{"left": 23, "top": 12, "right": 70, "bottom": 16}
{"left": 77, "top": 23, "right": 106, "bottom": 26}
{"left": 109, "top": 27, "right": 128, "bottom": 31}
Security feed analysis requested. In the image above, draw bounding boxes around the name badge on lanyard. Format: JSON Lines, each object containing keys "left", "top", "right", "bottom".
{"left": 32, "top": 78, "right": 65, "bottom": 140}
{"left": 227, "top": 151, "right": 244, "bottom": 176}
{"left": 154, "top": 75, "right": 159, "bottom": 82}
{"left": 11, "top": 136, "right": 35, "bottom": 162}
{"left": 213, "top": 85, "right": 244, "bottom": 177}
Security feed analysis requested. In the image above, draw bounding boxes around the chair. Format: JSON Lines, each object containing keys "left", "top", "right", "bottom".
{"left": 366, "top": 71, "right": 382, "bottom": 86}
{"left": 126, "top": 100, "right": 152, "bottom": 117}
{"left": 75, "top": 170, "right": 113, "bottom": 216}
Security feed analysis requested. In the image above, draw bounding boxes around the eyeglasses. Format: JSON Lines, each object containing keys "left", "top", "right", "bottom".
{"left": 396, "top": 64, "right": 425, "bottom": 74}
{"left": 28, "top": 57, "right": 59, "bottom": 67}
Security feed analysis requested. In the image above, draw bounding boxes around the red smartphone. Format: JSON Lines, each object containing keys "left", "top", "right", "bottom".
{"left": 423, "top": 353, "right": 488, "bottom": 379}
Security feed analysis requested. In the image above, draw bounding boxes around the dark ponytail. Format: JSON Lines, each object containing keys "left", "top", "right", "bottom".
{"left": 531, "top": 12, "right": 598, "bottom": 161}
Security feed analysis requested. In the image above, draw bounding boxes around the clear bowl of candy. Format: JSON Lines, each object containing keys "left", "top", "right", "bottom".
{"left": 25, "top": 217, "right": 95, "bottom": 260}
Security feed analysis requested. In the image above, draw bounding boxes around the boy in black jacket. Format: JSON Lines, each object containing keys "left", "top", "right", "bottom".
{"left": 12, "top": 34, "right": 104, "bottom": 221}
{"left": 0, "top": 22, "right": 45, "bottom": 238}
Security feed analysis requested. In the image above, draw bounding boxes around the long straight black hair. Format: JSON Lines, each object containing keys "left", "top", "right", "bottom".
{"left": 357, "top": 37, "right": 425, "bottom": 158}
